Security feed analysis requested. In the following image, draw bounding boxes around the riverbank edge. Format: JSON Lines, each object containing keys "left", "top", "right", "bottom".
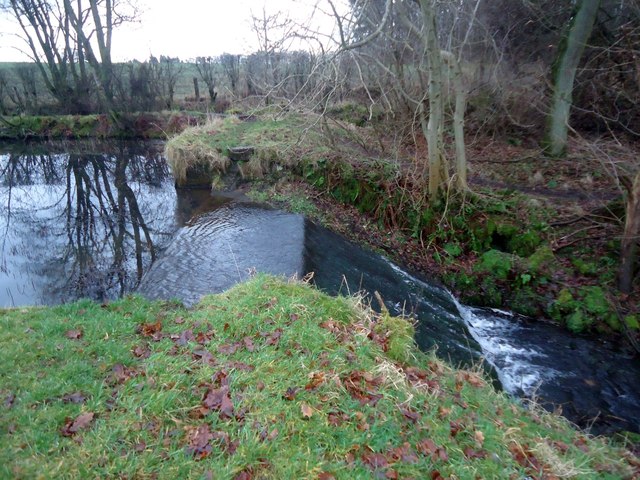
{"left": 163, "top": 114, "right": 639, "bottom": 348}
{"left": 1, "top": 274, "right": 637, "bottom": 478}
{"left": 0, "top": 112, "right": 206, "bottom": 140}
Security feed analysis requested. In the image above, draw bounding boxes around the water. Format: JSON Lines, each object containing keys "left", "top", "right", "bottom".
{"left": 0, "top": 140, "right": 186, "bottom": 306}
{"left": 2, "top": 141, "right": 639, "bottom": 435}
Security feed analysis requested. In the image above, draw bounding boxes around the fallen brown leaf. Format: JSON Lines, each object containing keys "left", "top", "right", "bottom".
{"left": 388, "top": 442, "right": 419, "bottom": 464}
{"left": 227, "top": 361, "right": 254, "bottom": 372}
{"left": 305, "top": 372, "right": 326, "bottom": 391}
{"left": 361, "top": 451, "right": 388, "bottom": 471}
{"left": 463, "top": 447, "right": 488, "bottom": 460}
{"left": 450, "top": 420, "right": 463, "bottom": 437}
{"left": 108, "top": 364, "right": 139, "bottom": 385}
{"left": 185, "top": 423, "right": 214, "bottom": 459}
{"left": 65, "top": 329, "right": 83, "bottom": 340}
{"left": 62, "top": 392, "right": 86, "bottom": 404}
{"left": 193, "top": 349, "right": 216, "bottom": 366}
{"left": 283, "top": 387, "right": 298, "bottom": 401}
{"left": 416, "top": 439, "right": 448, "bottom": 462}
{"left": 327, "top": 411, "right": 349, "bottom": 426}
{"left": 317, "top": 472, "right": 336, "bottom": 480}
{"left": 196, "top": 331, "right": 215, "bottom": 345}
{"left": 132, "top": 344, "right": 151, "bottom": 359}
{"left": 61, "top": 412, "right": 95, "bottom": 437}
{"left": 265, "top": 329, "right": 283, "bottom": 346}
{"left": 342, "top": 371, "right": 383, "bottom": 406}
{"left": 243, "top": 336, "right": 256, "bottom": 352}
{"left": 218, "top": 343, "right": 240, "bottom": 355}
{"left": 400, "top": 407, "right": 421, "bottom": 423}
{"left": 202, "top": 385, "right": 234, "bottom": 419}
{"left": 4, "top": 392, "right": 15, "bottom": 409}
{"left": 174, "top": 329, "right": 194, "bottom": 346}
{"left": 301, "top": 402, "right": 314, "bottom": 419}
{"left": 138, "top": 320, "right": 162, "bottom": 338}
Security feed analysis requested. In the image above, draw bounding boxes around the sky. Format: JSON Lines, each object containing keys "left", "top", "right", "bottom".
{"left": 0, "top": 0, "right": 343, "bottom": 62}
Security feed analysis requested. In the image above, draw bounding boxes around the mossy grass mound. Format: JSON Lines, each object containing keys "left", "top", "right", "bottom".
{"left": 1, "top": 275, "right": 636, "bottom": 478}
{"left": 164, "top": 113, "right": 330, "bottom": 186}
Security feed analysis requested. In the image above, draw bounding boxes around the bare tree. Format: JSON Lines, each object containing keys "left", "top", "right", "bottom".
{"left": 248, "top": 7, "right": 296, "bottom": 105}
{"left": 220, "top": 53, "right": 241, "bottom": 95}
{"left": 2, "top": 0, "right": 139, "bottom": 113}
{"left": 326, "top": 0, "right": 471, "bottom": 198}
{"left": 195, "top": 56, "right": 219, "bottom": 104}
{"left": 8, "top": 64, "right": 39, "bottom": 113}
{"left": 0, "top": 70, "right": 9, "bottom": 113}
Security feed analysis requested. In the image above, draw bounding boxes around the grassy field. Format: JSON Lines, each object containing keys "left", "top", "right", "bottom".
{"left": 1, "top": 275, "right": 638, "bottom": 478}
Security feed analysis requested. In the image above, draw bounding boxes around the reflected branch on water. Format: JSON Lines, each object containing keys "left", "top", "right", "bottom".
{"left": 0, "top": 141, "right": 177, "bottom": 306}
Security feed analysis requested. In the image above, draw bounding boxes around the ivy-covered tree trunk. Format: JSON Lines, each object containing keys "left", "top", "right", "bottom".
{"left": 545, "top": 0, "right": 601, "bottom": 157}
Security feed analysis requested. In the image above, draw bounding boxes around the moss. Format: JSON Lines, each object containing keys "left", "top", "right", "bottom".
{"left": 527, "top": 245, "right": 557, "bottom": 274}
{"left": 508, "top": 230, "right": 542, "bottom": 256}
{"left": 511, "top": 287, "right": 540, "bottom": 317}
{"left": 549, "top": 288, "right": 576, "bottom": 322}
{"left": 550, "top": 286, "right": 620, "bottom": 333}
{"left": 566, "top": 309, "right": 591, "bottom": 333}
{"left": 478, "top": 277, "right": 503, "bottom": 306}
{"left": 625, "top": 315, "right": 639, "bottom": 330}
{"left": 572, "top": 258, "right": 598, "bottom": 276}
{"left": 496, "top": 222, "right": 518, "bottom": 238}
{"left": 443, "top": 242, "right": 463, "bottom": 257}
{"left": 474, "top": 249, "right": 514, "bottom": 280}
{"left": 579, "top": 286, "right": 609, "bottom": 316}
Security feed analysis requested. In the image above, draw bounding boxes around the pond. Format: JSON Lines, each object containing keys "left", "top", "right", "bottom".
{"left": 1, "top": 140, "right": 638, "bottom": 436}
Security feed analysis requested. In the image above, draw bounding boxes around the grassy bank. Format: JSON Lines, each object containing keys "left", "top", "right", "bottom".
{"left": 0, "top": 112, "right": 205, "bottom": 140}
{"left": 163, "top": 113, "right": 639, "bottom": 344}
{"left": 1, "top": 275, "right": 637, "bottom": 478}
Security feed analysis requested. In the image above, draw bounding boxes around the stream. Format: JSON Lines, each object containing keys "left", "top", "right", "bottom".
{"left": 1, "top": 141, "right": 638, "bottom": 435}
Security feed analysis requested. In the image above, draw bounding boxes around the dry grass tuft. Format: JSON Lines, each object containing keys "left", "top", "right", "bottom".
{"left": 165, "top": 118, "right": 235, "bottom": 185}
{"left": 532, "top": 441, "right": 592, "bottom": 478}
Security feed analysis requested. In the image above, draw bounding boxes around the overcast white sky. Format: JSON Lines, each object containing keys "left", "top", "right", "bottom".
{"left": 0, "top": 0, "right": 342, "bottom": 62}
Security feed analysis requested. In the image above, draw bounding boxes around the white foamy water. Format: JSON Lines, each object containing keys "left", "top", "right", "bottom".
{"left": 382, "top": 256, "right": 562, "bottom": 397}
{"left": 454, "top": 301, "right": 561, "bottom": 397}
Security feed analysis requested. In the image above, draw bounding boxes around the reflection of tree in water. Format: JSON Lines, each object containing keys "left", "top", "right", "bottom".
{"left": 0, "top": 143, "right": 176, "bottom": 305}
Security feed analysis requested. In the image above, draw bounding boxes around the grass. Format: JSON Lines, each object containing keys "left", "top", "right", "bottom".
{"left": 1, "top": 275, "right": 637, "bottom": 479}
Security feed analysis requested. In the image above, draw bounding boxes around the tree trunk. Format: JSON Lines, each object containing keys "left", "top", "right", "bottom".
{"left": 193, "top": 77, "right": 200, "bottom": 102}
{"left": 619, "top": 172, "right": 640, "bottom": 293}
{"left": 442, "top": 51, "right": 468, "bottom": 191}
{"left": 419, "top": 0, "right": 448, "bottom": 198}
{"left": 545, "top": 0, "right": 601, "bottom": 157}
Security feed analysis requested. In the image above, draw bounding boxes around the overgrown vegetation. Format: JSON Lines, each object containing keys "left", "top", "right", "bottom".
{"left": 1, "top": 275, "right": 637, "bottom": 478}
